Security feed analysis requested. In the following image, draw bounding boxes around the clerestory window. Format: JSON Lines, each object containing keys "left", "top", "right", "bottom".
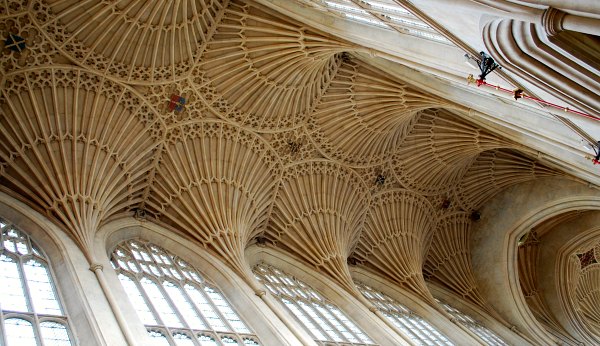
{"left": 355, "top": 281, "right": 453, "bottom": 346}
{"left": 0, "top": 218, "right": 74, "bottom": 346}
{"left": 297, "top": 0, "right": 451, "bottom": 43}
{"left": 437, "top": 300, "right": 507, "bottom": 346}
{"left": 253, "top": 263, "right": 375, "bottom": 346}
{"left": 111, "top": 239, "right": 260, "bottom": 346}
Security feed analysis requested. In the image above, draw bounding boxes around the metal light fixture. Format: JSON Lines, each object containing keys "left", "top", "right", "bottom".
{"left": 476, "top": 51, "right": 500, "bottom": 81}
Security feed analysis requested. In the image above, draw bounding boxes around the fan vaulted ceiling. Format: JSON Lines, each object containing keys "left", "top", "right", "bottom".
{"left": 0, "top": 0, "right": 559, "bottom": 296}
{"left": 1, "top": 0, "right": 597, "bottom": 344}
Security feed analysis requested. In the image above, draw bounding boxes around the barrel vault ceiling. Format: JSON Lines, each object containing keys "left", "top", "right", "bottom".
{"left": 1, "top": 1, "right": 595, "bottom": 343}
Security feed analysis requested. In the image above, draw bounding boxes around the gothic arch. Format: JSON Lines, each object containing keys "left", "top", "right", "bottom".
{"left": 471, "top": 176, "right": 600, "bottom": 345}
{"left": 95, "top": 217, "right": 297, "bottom": 346}
{"left": 0, "top": 191, "right": 124, "bottom": 346}
{"left": 245, "top": 244, "right": 407, "bottom": 346}
{"left": 350, "top": 267, "right": 478, "bottom": 345}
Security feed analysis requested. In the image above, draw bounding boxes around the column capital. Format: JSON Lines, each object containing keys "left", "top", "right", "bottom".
{"left": 541, "top": 7, "right": 566, "bottom": 36}
{"left": 89, "top": 263, "right": 104, "bottom": 272}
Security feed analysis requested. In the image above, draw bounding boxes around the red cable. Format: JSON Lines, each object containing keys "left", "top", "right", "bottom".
{"left": 474, "top": 79, "right": 600, "bottom": 122}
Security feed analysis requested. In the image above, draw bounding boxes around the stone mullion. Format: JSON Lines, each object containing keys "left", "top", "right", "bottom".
{"left": 394, "top": 314, "right": 423, "bottom": 344}
{"left": 347, "top": 0, "right": 439, "bottom": 38}
{"left": 267, "top": 272, "right": 331, "bottom": 342}
{"left": 200, "top": 286, "right": 239, "bottom": 338}
{"left": 401, "top": 315, "right": 430, "bottom": 344}
{"left": 157, "top": 280, "right": 204, "bottom": 346}
{"left": 0, "top": 306, "right": 5, "bottom": 345}
{"left": 129, "top": 244, "right": 198, "bottom": 344}
{"left": 123, "top": 269, "right": 167, "bottom": 331}
{"left": 17, "top": 253, "right": 47, "bottom": 346}
{"left": 312, "top": 304, "right": 350, "bottom": 343}
{"left": 169, "top": 259, "right": 218, "bottom": 337}
{"left": 290, "top": 299, "right": 333, "bottom": 343}
{"left": 326, "top": 305, "right": 365, "bottom": 344}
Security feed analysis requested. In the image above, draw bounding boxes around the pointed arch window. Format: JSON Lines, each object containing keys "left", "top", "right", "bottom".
{"left": 437, "top": 300, "right": 507, "bottom": 346}
{"left": 111, "top": 239, "right": 260, "bottom": 346}
{"left": 0, "top": 219, "right": 74, "bottom": 346}
{"left": 355, "top": 281, "right": 453, "bottom": 346}
{"left": 253, "top": 264, "right": 375, "bottom": 346}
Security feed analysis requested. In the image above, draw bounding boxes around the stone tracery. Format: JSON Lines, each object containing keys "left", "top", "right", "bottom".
{"left": 0, "top": 0, "right": 596, "bottom": 344}
{"left": 308, "top": 56, "right": 442, "bottom": 166}
{"left": 572, "top": 240, "right": 600, "bottom": 337}
{"left": 454, "top": 149, "right": 561, "bottom": 212}
{"left": 266, "top": 160, "right": 369, "bottom": 292}
{"left": 391, "top": 109, "right": 510, "bottom": 195}
{"left": 355, "top": 189, "right": 435, "bottom": 301}
{"left": 193, "top": 0, "right": 350, "bottom": 131}
{"left": 0, "top": 67, "right": 162, "bottom": 256}
{"left": 34, "top": 0, "right": 228, "bottom": 83}
{"left": 424, "top": 212, "right": 486, "bottom": 307}
{"left": 147, "top": 120, "right": 282, "bottom": 274}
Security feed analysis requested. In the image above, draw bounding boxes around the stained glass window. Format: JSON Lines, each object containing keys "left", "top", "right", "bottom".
{"left": 253, "top": 264, "right": 375, "bottom": 346}
{"left": 112, "top": 239, "right": 260, "bottom": 346}
{"left": 0, "top": 219, "right": 74, "bottom": 346}
{"left": 437, "top": 300, "right": 508, "bottom": 346}
{"left": 356, "top": 282, "right": 453, "bottom": 345}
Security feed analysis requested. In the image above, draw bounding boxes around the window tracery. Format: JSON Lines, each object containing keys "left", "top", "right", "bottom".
{"left": 355, "top": 282, "right": 453, "bottom": 345}
{"left": 437, "top": 300, "right": 507, "bottom": 346}
{"left": 0, "top": 219, "right": 74, "bottom": 346}
{"left": 253, "top": 264, "right": 375, "bottom": 346}
{"left": 297, "top": 0, "right": 451, "bottom": 43}
{"left": 111, "top": 239, "right": 260, "bottom": 346}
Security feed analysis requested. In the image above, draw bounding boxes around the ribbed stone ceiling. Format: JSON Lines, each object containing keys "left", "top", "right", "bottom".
{"left": 0, "top": 0, "right": 566, "bottom": 316}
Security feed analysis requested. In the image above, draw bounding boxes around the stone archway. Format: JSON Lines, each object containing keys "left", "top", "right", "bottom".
{"left": 470, "top": 177, "right": 600, "bottom": 345}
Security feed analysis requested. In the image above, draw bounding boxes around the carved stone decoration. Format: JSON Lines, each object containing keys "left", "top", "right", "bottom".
{"left": 353, "top": 163, "right": 400, "bottom": 195}
{"left": 266, "top": 160, "right": 369, "bottom": 291}
{"left": 0, "top": 0, "right": 29, "bottom": 15}
{"left": 424, "top": 212, "right": 486, "bottom": 307}
{"left": 521, "top": 211, "right": 586, "bottom": 341}
{"left": 541, "top": 7, "right": 567, "bottom": 37}
{"left": 0, "top": 67, "right": 162, "bottom": 258}
{"left": 392, "top": 109, "right": 509, "bottom": 195}
{"left": 267, "top": 128, "right": 318, "bottom": 165}
{"left": 32, "top": 0, "right": 228, "bottom": 84}
{"left": 147, "top": 120, "right": 282, "bottom": 274}
{"left": 308, "top": 57, "right": 442, "bottom": 166}
{"left": 192, "top": 0, "right": 349, "bottom": 131}
{"left": 0, "top": 12, "right": 58, "bottom": 73}
{"left": 576, "top": 268, "right": 600, "bottom": 327}
{"left": 455, "top": 149, "right": 560, "bottom": 212}
{"left": 558, "top": 234, "right": 600, "bottom": 344}
{"left": 355, "top": 189, "right": 435, "bottom": 301}
{"left": 574, "top": 243, "right": 600, "bottom": 331}
{"left": 518, "top": 230, "right": 541, "bottom": 299}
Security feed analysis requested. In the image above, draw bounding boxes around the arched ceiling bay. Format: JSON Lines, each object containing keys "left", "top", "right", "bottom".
{"left": 517, "top": 212, "right": 600, "bottom": 344}
{"left": 355, "top": 189, "right": 436, "bottom": 301}
{"left": 146, "top": 120, "right": 282, "bottom": 274}
{"left": 192, "top": 0, "right": 351, "bottom": 131}
{"left": 266, "top": 160, "right": 369, "bottom": 291}
{"left": 0, "top": 67, "right": 163, "bottom": 258}
{"left": 34, "top": 0, "right": 227, "bottom": 83}
{"left": 307, "top": 56, "right": 443, "bottom": 166}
